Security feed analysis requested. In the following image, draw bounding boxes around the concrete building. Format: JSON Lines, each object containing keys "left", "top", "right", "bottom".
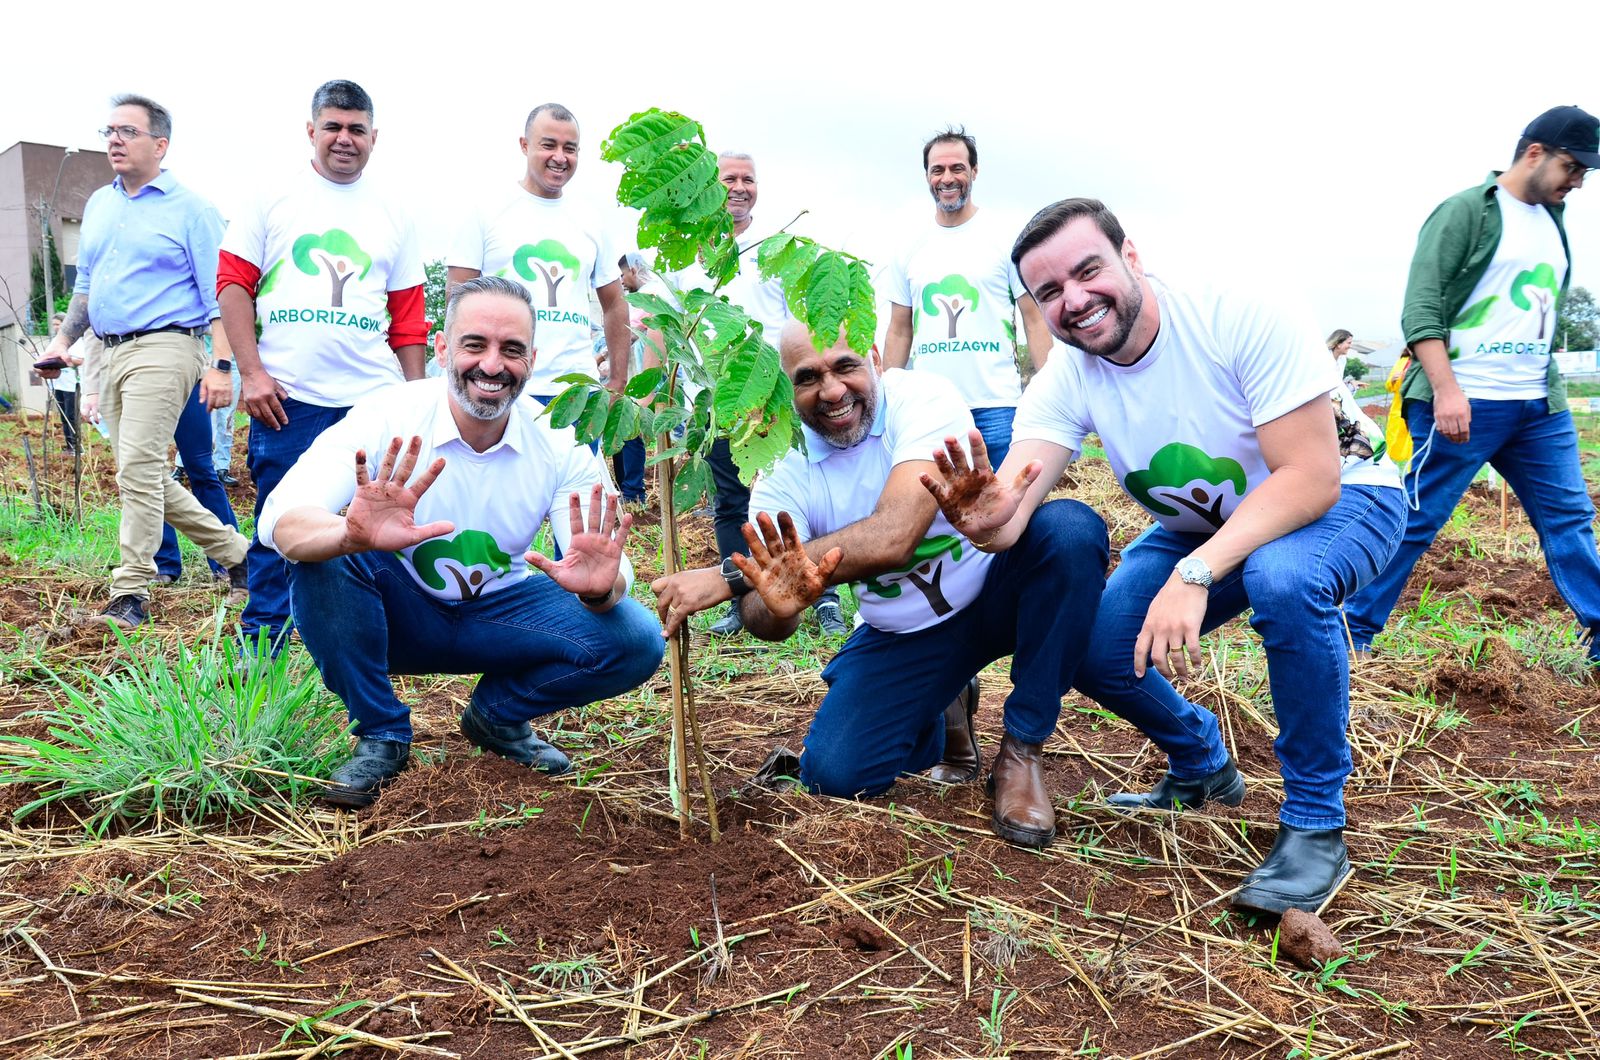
{"left": 0, "top": 141, "right": 111, "bottom": 409}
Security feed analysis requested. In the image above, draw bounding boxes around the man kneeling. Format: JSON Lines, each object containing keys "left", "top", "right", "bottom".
{"left": 652, "top": 320, "right": 1108, "bottom": 847}
{"left": 258, "top": 276, "right": 664, "bottom": 807}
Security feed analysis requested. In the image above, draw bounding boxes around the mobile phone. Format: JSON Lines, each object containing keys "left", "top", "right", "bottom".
{"left": 33, "top": 356, "right": 68, "bottom": 371}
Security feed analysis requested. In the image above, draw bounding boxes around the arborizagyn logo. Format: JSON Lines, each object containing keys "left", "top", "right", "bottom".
{"left": 921, "top": 274, "right": 980, "bottom": 339}
{"left": 1124, "top": 443, "right": 1248, "bottom": 530}
{"left": 861, "top": 534, "right": 965, "bottom": 616}
{"left": 1510, "top": 263, "right": 1560, "bottom": 339}
{"left": 292, "top": 229, "right": 373, "bottom": 308}
{"left": 514, "top": 240, "right": 581, "bottom": 306}
{"left": 411, "top": 529, "right": 512, "bottom": 600}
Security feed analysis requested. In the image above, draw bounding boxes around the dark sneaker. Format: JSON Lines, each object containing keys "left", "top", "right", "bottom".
{"left": 223, "top": 560, "right": 249, "bottom": 606}
{"left": 218, "top": 470, "right": 241, "bottom": 487}
{"left": 460, "top": 703, "right": 571, "bottom": 774}
{"left": 709, "top": 598, "right": 744, "bottom": 637}
{"left": 814, "top": 601, "right": 849, "bottom": 637}
{"left": 95, "top": 594, "right": 147, "bottom": 629}
{"left": 1106, "top": 756, "right": 1246, "bottom": 812}
{"left": 323, "top": 738, "right": 411, "bottom": 808}
{"left": 1233, "top": 825, "right": 1351, "bottom": 914}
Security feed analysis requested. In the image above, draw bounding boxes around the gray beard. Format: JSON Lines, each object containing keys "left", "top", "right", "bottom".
{"left": 448, "top": 368, "right": 524, "bottom": 421}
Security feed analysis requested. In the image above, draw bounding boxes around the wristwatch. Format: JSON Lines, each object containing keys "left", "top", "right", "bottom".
{"left": 720, "top": 556, "right": 753, "bottom": 596}
{"left": 213, "top": 358, "right": 232, "bottom": 372}
{"left": 1175, "top": 556, "right": 1213, "bottom": 588}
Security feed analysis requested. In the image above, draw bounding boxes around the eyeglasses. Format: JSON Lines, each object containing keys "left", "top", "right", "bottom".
{"left": 1554, "top": 154, "right": 1595, "bottom": 179}
{"left": 98, "top": 125, "right": 159, "bottom": 142}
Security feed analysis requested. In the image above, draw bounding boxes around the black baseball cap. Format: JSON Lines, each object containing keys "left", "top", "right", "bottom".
{"left": 1523, "top": 105, "right": 1600, "bottom": 168}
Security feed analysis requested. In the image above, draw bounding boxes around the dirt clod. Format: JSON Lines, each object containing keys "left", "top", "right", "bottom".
{"left": 1279, "top": 908, "right": 1343, "bottom": 969}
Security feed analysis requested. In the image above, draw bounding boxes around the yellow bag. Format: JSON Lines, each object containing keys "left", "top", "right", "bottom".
{"left": 1383, "top": 354, "right": 1413, "bottom": 466}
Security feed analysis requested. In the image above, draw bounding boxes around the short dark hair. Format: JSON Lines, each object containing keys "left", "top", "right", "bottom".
{"left": 444, "top": 275, "right": 534, "bottom": 337}
{"left": 525, "top": 103, "right": 578, "bottom": 135}
{"left": 110, "top": 93, "right": 172, "bottom": 139}
{"left": 922, "top": 125, "right": 977, "bottom": 170}
{"left": 1010, "top": 198, "right": 1128, "bottom": 281}
{"left": 312, "top": 80, "right": 374, "bottom": 121}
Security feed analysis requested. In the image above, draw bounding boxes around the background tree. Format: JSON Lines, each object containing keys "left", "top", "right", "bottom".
{"left": 27, "top": 229, "right": 66, "bottom": 334}
{"left": 547, "top": 108, "right": 876, "bottom": 839}
{"left": 1557, "top": 286, "right": 1599, "bottom": 351}
{"left": 1342, "top": 356, "right": 1369, "bottom": 381}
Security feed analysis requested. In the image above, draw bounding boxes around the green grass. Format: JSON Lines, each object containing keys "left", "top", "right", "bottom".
{"left": 0, "top": 495, "right": 121, "bottom": 579}
{"left": 0, "top": 624, "right": 349, "bottom": 833}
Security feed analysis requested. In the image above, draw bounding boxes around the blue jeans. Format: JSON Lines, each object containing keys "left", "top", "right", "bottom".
{"left": 243, "top": 398, "right": 350, "bottom": 648}
{"left": 800, "top": 499, "right": 1108, "bottom": 796}
{"left": 289, "top": 550, "right": 665, "bottom": 742}
{"left": 1074, "top": 485, "right": 1405, "bottom": 830}
{"left": 156, "top": 384, "right": 239, "bottom": 578}
{"left": 612, "top": 437, "right": 646, "bottom": 503}
{"left": 1345, "top": 398, "right": 1600, "bottom": 659}
{"left": 970, "top": 406, "right": 1015, "bottom": 471}
{"left": 211, "top": 367, "right": 241, "bottom": 470}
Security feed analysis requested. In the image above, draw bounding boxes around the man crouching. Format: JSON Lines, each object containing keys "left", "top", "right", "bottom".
{"left": 258, "top": 276, "right": 664, "bottom": 807}
{"left": 652, "top": 321, "right": 1108, "bottom": 847}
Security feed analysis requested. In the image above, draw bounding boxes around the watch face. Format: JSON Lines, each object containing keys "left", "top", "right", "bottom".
{"left": 1178, "top": 558, "right": 1210, "bottom": 585}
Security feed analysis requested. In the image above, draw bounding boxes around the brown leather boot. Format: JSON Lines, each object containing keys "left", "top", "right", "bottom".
{"left": 928, "top": 678, "right": 980, "bottom": 784}
{"left": 986, "top": 733, "right": 1055, "bottom": 848}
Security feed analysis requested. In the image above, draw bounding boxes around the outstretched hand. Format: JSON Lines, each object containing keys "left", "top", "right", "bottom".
{"left": 917, "top": 429, "right": 1040, "bottom": 544}
{"left": 528, "top": 485, "right": 633, "bottom": 599}
{"left": 732, "top": 512, "right": 841, "bottom": 620}
{"left": 343, "top": 436, "right": 455, "bottom": 553}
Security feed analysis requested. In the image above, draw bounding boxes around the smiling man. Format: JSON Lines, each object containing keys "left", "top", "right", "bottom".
{"left": 652, "top": 320, "right": 1108, "bottom": 849}
{"left": 882, "top": 126, "right": 1055, "bottom": 469}
{"left": 1344, "top": 105, "right": 1600, "bottom": 665}
{"left": 217, "top": 79, "right": 428, "bottom": 658}
{"left": 922, "top": 198, "right": 1403, "bottom": 913}
{"left": 448, "top": 103, "right": 633, "bottom": 402}
{"left": 259, "top": 276, "right": 663, "bottom": 808}
{"left": 38, "top": 93, "right": 250, "bottom": 629}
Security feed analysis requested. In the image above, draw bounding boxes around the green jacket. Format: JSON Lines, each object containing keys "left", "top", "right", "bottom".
{"left": 1399, "top": 171, "right": 1570, "bottom": 413}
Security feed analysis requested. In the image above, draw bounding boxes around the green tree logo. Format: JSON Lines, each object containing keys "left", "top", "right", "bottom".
{"left": 1510, "top": 263, "right": 1560, "bottom": 339}
{"left": 514, "top": 240, "right": 582, "bottom": 306}
{"left": 411, "top": 529, "right": 512, "bottom": 600}
{"left": 291, "top": 229, "right": 373, "bottom": 308}
{"left": 1123, "top": 443, "right": 1248, "bottom": 530}
{"left": 861, "top": 534, "right": 964, "bottom": 616}
{"left": 257, "top": 259, "right": 284, "bottom": 299}
{"left": 921, "top": 275, "right": 980, "bottom": 339}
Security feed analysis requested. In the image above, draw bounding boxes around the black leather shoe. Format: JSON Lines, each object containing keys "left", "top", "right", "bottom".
{"left": 928, "top": 678, "right": 980, "bottom": 784}
{"left": 460, "top": 704, "right": 571, "bottom": 774}
{"left": 1233, "top": 824, "right": 1350, "bottom": 914}
{"left": 1106, "top": 756, "right": 1246, "bottom": 812}
{"left": 324, "top": 738, "right": 410, "bottom": 808}
{"left": 709, "top": 598, "right": 744, "bottom": 637}
{"left": 218, "top": 470, "right": 241, "bottom": 488}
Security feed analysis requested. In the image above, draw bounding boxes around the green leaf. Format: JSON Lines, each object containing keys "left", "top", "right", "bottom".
{"left": 844, "top": 259, "right": 877, "bottom": 354}
{"left": 551, "top": 371, "right": 600, "bottom": 387}
{"left": 672, "top": 455, "right": 712, "bottom": 512}
{"left": 601, "top": 109, "right": 704, "bottom": 168}
{"left": 576, "top": 390, "right": 612, "bottom": 444}
{"left": 1451, "top": 295, "right": 1497, "bottom": 330}
{"left": 651, "top": 407, "right": 692, "bottom": 436}
{"left": 799, "top": 252, "right": 850, "bottom": 349}
{"left": 601, "top": 397, "right": 641, "bottom": 456}
{"left": 646, "top": 446, "right": 685, "bottom": 467}
{"left": 624, "top": 366, "right": 664, "bottom": 400}
{"left": 544, "top": 384, "right": 592, "bottom": 430}
{"left": 730, "top": 405, "right": 796, "bottom": 482}
{"left": 622, "top": 145, "right": 720, "bottom": 213}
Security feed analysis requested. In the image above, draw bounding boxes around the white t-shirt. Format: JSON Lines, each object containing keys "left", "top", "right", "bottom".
{"left": 883, "top": 209, "right": 1026, "bottom": 409}
{"left": 749, "top": 370, "right": 993, "bottom": 634}
{"left": 1447, "top": 191, "right": 1570, "bottom": 401}
{"left": 1013, "top": 277, "right": 1399, "bottom": 536}
{"left": 448, "top": 186, "right": 620, "bottom": 396}
{"left": 221, "top": 165, "right": 422, "bottom": 408}
{"left": 258, "top": 378, "right": 631, "bottom": 602}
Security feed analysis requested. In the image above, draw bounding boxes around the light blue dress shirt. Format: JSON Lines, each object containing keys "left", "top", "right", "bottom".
{"left": 74, "top": 169, "right": 223, "bottom": 336}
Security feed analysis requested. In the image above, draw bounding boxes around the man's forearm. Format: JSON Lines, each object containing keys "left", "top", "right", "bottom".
{"left": 395, "top": 344, "right": 427, "bottom": 381}
{"left": 269, "top": 507, "right": 352, "bottom": 563}
{"left": 1188, "top": 466, "right": 1339, "bottom": 581}
{"left": 55, "top": 294, "right": 90, "bottom": 348}
{"left": 602, "top": 300, "right": 632, "bottom": 389}
{"left": 883, "top": 312, "right": 913, "bottom": 370}
{"left": 219, "top": 286, "right": 267, "bottom": 374}
{"left": 1411, "top": 338, "right": 1461, "bottom": 395}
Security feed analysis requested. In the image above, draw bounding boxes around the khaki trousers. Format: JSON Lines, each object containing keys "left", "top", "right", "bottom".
{"left": 100, "top": 332, "right": 249, "bottom": 598}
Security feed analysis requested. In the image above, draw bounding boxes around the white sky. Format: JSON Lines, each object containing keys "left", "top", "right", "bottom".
{"left": 7, "top": 0, "right": 1600, "bottom": 346}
